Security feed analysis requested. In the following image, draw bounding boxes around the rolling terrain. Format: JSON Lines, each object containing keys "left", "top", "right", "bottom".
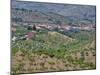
{"left": 12, "top": 0, "right": 96, "bottom": 25}
{"left": 11, "top": 0, "right": 96, "bottom": 74}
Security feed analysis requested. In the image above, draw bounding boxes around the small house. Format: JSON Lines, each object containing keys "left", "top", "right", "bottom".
{"left": 27, "top": 31, "right": 36, "bottom": 40}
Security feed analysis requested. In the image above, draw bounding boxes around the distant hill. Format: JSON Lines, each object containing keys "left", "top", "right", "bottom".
{"left": 11, "top": 0, "right": 96, "bottom": 25}
{"left": 11, "top": 8, "right": 71, "bottom": 24}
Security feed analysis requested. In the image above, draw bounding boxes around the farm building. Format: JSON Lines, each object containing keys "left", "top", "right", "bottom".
{"left": 26, "top": 31, "right": 36, "bottom": 40}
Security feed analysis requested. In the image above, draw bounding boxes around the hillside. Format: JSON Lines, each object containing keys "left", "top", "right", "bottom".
{"left": 11, "top": 0, "right": 96, "bottom": 74}
{"left": 11, "top": 8, "right": 72, "bottom": 25}
{"left": 11, "top": 0, "right": 96, "bottom": 25}
{"left": 12, "top": 29, "right": 96, "bottom": 74}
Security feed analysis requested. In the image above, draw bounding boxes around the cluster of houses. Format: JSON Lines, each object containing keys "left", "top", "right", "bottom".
{"left": 11, "top": 23, "right": 96, "bottom": 42}
{"left": 36, "top": 23, "right": 95, "bottom": 31}
{"left": 11, "top": 25, "right": 37, "bottom": 42}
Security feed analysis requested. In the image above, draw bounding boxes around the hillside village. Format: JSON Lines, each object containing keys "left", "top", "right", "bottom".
{"left": 11, "top": 0, "right": 96, "bottom": 74}
{"left": 11, "top": 22, "right": 95, "bottom": 42}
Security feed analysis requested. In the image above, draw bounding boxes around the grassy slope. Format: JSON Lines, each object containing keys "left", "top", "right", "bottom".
{"left": 11, "top": 27, "right": 96, "bottom": 74}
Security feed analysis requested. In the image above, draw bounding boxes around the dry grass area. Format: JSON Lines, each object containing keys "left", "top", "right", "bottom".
{"left": 11, "top": 49, "right": 96, "bottom": 74}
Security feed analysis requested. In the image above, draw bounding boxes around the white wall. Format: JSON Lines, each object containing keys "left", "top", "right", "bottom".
{"left": 0, "top": 0, "right": 100, "bottom": 75}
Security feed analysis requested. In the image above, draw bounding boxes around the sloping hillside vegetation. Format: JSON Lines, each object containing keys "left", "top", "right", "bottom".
{"left": 11, "top": 1, "right": 96, "bottom": 74}
{"left": 11, "top": 26, "right": 96, "bottom": 74}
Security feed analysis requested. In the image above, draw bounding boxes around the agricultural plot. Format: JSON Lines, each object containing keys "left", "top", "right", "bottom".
{"left": 11, "top": 0, "right": 96, "bottom": 74}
